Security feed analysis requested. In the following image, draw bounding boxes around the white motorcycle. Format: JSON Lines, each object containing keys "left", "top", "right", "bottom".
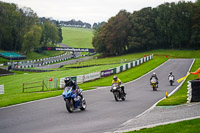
{"left": 169, "top": 75, "right": 175, "bottom": 86}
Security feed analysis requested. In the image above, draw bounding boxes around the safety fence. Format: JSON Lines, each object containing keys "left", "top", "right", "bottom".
{"left": 6, "top": 51, "right": 86, "bottom": 68}
{"left": 60, "top": 54, "right": 153, "bottom": 88}
{"left": 22, "top": 77, "right": 58, "bottom": 93}
{"left": 12, "top": 68, "right": 55, "bottom": 73}
{"left": 23, "top": 81, "right": 44, "bottom": 93}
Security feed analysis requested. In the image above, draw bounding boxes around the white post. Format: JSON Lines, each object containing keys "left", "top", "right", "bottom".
{"left": 0, "top": 85, "right": 4, "bottom": 94}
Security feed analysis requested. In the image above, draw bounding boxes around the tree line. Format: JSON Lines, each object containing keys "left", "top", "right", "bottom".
{"left": 0, "top": 1, "right": 63, "bottom": 55}
{"left": 92, "top": 0, "right": 200, "bottom": 56}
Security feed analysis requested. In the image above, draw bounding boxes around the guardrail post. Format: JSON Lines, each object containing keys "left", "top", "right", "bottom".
{"left": 42, "top": 80, "right": 44, "bottom": 91}
{"left": 23, "top": 82, "right": 24, "bottom": 93}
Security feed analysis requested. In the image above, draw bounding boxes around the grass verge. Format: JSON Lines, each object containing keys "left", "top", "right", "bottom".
{"left": 126, "top": 118, "right": 200, "bottom": 133}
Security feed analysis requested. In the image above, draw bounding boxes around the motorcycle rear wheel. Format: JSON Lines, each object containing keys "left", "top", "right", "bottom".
{"left": 170, "top": 81, "right": 173, "bottom": 86}
{"left": 80, "top": 98, "right": 87, "bottom": 110}
{"left": 122, "top": 94, "right": 126, "bottom": 100}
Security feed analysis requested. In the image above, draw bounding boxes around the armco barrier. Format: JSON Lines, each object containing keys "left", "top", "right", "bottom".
{"left": 60, "top": 54, "right": 153, "bottom": 88}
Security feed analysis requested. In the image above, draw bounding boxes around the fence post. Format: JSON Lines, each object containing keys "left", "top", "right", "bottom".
{"left": 42, "top": 80, "right": 44, "bottom": 91}
{"left": 23, "top": 82, "right": 24, "bottom": 93}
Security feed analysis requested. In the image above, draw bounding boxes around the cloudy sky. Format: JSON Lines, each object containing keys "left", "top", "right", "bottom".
{"left": 2, "top": 0, "right": 196, "bottom": 24}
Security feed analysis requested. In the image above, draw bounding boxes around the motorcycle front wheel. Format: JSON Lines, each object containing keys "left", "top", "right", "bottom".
{"left": 66, "top": 99, "right": 74, "bottom": 113}
{"left": 114, "top": 91, "right": 120, "bottom": 101}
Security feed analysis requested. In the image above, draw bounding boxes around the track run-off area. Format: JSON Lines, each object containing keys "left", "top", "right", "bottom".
{"left": 0, "top": 59, "right": 194, "bottom": 133}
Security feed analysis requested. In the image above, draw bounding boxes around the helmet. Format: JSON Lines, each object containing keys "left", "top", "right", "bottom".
{"left": 64, "top": 77, "right": 71, "bottom": 84}
{"left": 153, "top": 72, "right": 156, "bottom": 76}
{"left": 113, "top": 75, "right": 118, "bottom": 81}
{"left": 170, "top": 71, "right": 172, "bottom": 75}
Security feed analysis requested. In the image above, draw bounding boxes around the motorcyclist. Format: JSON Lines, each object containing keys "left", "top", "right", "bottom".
{"left": 64, "top": 77, "right": 82, "bottom": 97}
{"left": 150, "top": 72, "right": 159, "bottom": 87}
{"left": 111, "top": 75, "right": 126, "bottom": 95}
{"left": 168, "top": 71, "right": 175, "bottom": 80}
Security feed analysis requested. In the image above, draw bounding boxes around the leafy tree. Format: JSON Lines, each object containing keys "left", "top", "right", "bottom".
{"left": 190, "top": 1, "right": 200, "bottom": 49}
{"left": 21, "top": 25, "right": 42, "bottom": 55}
{"left": 41, "top": 20, "right": 59, "bottom": 46}
{"left": 92, "top": 26, "right": 107, "bottom": 56}
{"left": 56, "top": 21, "right": 63, "bottom": 43}
{"left": 92, "top": 10, "right": 131, "bottom": 56}
{"left": 128, "top": 7, "right": 158, "bottom": 51}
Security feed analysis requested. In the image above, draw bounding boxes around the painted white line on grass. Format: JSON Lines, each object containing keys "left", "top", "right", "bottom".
{"left": 0, "top": 58, "right": 170, "bottom": 110}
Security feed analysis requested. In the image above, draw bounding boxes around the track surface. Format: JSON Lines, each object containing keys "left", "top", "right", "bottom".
{"left": 0, "top": 59, "right": 193, "bottom": 133}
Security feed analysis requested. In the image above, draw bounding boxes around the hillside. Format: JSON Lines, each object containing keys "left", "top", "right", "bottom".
{"left": 61, "top": 27, "right": 94, "bottom": 48}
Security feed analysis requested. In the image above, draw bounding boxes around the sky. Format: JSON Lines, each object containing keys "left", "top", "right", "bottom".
{"left": 2, "top": 0, "right": 197, "bottom": 24}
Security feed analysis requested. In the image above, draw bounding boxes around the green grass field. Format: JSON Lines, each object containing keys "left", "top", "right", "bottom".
{"left": 61, "top": 27, "right": 93, "bottom": 48}
{"left": 126, "top": 118, "right": 200, "bottom": 133}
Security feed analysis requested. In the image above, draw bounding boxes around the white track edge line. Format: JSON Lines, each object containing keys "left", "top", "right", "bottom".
{"left": 118, "top": 59, "right": 195, "bottom": 130}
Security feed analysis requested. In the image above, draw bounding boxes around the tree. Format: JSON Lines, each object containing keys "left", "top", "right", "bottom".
{"left": 190, "top": 1, "right": 200, "bottom": 49}
{"left": 92, "top": 10, "right": 131, "bottom": 56}
{"left": 41, "top": 20, "right": 59, "bottom": 46}
{"left": 21, "top": 25, "right": 42, "bottom": 55}
{"left": 128, "top": 7, "right": 158, "bottom": 52}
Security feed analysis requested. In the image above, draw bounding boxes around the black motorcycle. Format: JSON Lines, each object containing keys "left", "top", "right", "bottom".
{"left": 110, "top": 83, "right": 126, "bottom": 101}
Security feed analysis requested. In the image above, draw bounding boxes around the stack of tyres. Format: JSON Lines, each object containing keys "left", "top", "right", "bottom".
{"left": 191, "top": 80, "right": 200, "bottom": 102}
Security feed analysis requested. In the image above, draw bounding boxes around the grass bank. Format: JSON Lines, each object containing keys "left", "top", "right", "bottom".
{"left": 62, "top": 27, "right": 93, "bottom": 48}
{"left": 126, "top": 118, "right": 200, "bottom": 133}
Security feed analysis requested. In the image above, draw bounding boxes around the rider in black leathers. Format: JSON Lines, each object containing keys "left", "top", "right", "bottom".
{"left": 168, "top": 71, "right": 175, "bottom": 80}
{"left": 64, "top": 77, "right": 82, "bottom": 97}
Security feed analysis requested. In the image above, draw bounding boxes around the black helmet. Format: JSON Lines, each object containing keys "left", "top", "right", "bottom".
{"left": 64, "top": 77, "right": 71, "bottom": 84}
{"left": 113, "top": 75, "right": 118, "bottom": 81}
{"left": 170, "top": 71, "right": 172, "bottom": 75}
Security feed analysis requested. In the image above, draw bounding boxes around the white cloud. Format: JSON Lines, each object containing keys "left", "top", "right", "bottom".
{"left": 2, "top": 0, "right": 197, "bottom": 24}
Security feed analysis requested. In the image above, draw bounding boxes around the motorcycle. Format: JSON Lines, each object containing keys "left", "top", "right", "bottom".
{"left": 151, "top": 78, "right": 158, "bottom": 91}
{"left": 169, "top": 75, "right": 175, "bottom": 86}
{"left": 62, "top": 87, "right": 86, "bottom": 113}
{"left": 110, "top": 83, "right": 126, "bottom": 101}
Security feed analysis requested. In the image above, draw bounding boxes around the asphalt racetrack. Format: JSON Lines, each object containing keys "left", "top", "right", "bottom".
{"left": 0, "top": 59, "right": 194, "bottom": 133}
